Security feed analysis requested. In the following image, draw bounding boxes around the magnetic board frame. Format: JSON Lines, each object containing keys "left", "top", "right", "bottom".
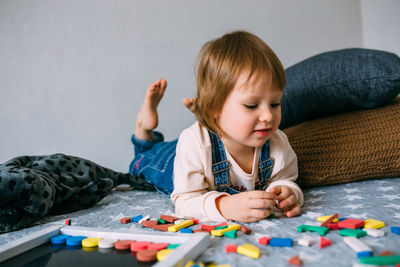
{"left": 0, "top": 225, "right": 211, "bottom": 267}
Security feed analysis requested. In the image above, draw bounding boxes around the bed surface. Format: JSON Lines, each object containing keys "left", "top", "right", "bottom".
{"left": 1, "top": 177, "right": 400, "bottom": 266}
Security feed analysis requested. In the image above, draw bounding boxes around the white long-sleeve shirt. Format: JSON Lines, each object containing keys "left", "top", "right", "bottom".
{"left": 170, "top": 122, "right": 303, "bottom": 222}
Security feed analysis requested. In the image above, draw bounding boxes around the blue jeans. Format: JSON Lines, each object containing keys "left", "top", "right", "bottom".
{"left": 129, "top": 132, "right": 176, "bottom": 195}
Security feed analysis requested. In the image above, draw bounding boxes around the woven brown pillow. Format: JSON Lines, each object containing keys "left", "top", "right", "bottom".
{"left": 283, "top": 99, "right": 400, "bottom": 187}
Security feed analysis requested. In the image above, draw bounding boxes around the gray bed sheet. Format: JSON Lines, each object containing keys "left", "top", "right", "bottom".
{"left": 1, "top": 177, "right": 400, "bottom": 266}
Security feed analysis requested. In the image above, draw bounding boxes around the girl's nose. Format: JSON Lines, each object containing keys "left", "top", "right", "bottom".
{"left": 259, "top": 108, "right": 273, "bottom": 122}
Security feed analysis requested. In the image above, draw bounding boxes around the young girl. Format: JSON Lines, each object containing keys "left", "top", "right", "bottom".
{"left": 130, "top": 31, "right": 303, "bottom": 223}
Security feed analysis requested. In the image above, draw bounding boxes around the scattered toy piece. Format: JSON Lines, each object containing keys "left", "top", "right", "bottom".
{"left": 359, "top": 255, "right": 400, "bottom": 265}
{"left": 288, "top": 255, "right": 302, "bottom": 266}
{"left": 152, "top": 224, "right": 174, "bottom": 232}
{"left": 319, "top": 236, "right": 331, "bottom": 248}
{"left": 269, "top": 238, "right": 293, "bottom": 247}
{"left": 363, "top": 228, "right": 385, "bottom": 237}
{"left": 211, "top": 224, "right": 241, "bottom": 237}
{"left": 338, "top": 218, "right": 365, "bottom": 229}
{"left": 320, "top": 213, "right": 338, "bottom": 227}
{"left": 191, "top": 218, "right": 199, "bottom": 224}
{"left": 258, "top": 237, "right": 271, "bottom": 245}
{"left": 237, "top": 243, "right": 260, "bottom": 259}
{"left": 160, "top": 215, "right": 180, "bottom": 223}
{"left": 363, "top": 219, "right": 385, "bottom": 229}
{"left": 65, "top": 236, "right": 86, "bottom": 247}
{"left": 214, "top": 225, "right": 228, "bottom": 230}
{"left": 180, "top": 228, "right": 193, "bottom": 234}
{"left": 157, "top": 219, "right": 167, "bottom": 224}
{"left": 131, "top": 214, "right": 144, "bottom": 223}
{"left": 120, "top": 217, "right": 132, "bottom": 224}
{"left": 137, "top": 249, "right": 158, "bottom": 262}
{"left": 240, "top": 225, "right": 252, "bottom": 234}
{"left": 338, "top": 229, "right": 367, "bottom": 238}
{"left": 343, "top": 236, "right": 372, "bottom": 257}
{"left": 379, "top": 250, "right": 394, "bottom": 256}
{"left": 193, "top": 229, "right": 210, "bottom": 233}
{"left": 328, "top": 223, "right": 343, "bottom": 230}
{"left": 225, "top": 243, "right": 237, "bottom": 253}
{"left": 65, "top": 219, "right": 71, "bottom": 225}
{"left": 138, "top": 215, "right": 150, "bottom": 224}
{"left": 297, "top": 225, "right": 329, "bottom": 236}
{"left": 223, "top": 230, "right": 237, "bottom": 239}
{"left": 391, "top": 226, "right": 400, "bottom": 235}
{"left": 298, "top": 237, "right": 314, "bottom": 247}
{"left": 317, "top": 215, "right": 339, "bottom": 223}
{"left": 168, "top": 220, "right": 194, "bottom": 232}
{"left": 141, "top": 220, "right": 158, "bottom": 228}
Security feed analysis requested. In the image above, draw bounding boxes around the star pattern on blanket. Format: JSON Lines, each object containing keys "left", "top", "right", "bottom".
{"left": 377, "top": 186, "right": 394, "bottom": 192}
{"left": 344, "top": 195, "right": 363, "bottom": 201}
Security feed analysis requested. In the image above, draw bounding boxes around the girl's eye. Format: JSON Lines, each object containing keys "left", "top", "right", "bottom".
{"left": 271, "top": 103, "right": 281, "bottom": 108}
{"left": 244, "top": 104, "right": 257, "bottom": 109}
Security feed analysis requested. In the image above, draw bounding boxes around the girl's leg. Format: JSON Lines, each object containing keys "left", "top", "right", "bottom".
{"left": 135, "top": 78, "right": 167, "bottom": 141}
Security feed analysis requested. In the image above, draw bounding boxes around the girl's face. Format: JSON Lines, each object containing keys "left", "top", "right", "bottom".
{"left": 216, "top": 71, "right": 282, "bottom": 155}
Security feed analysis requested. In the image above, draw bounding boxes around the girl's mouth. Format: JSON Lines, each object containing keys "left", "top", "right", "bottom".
{"left": 254, "top": 128, "right": 271, "bottom": 137}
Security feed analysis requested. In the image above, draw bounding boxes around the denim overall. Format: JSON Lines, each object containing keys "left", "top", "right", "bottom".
{"left": 129, "top": 130, "right": 274, "bottom": 195}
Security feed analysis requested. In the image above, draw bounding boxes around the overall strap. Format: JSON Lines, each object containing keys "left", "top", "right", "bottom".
{"left": 208, "top": 131, "right": 230, "bottom": 187}
{"left": 256, "top": 140, "right": 274, "bottom": 190}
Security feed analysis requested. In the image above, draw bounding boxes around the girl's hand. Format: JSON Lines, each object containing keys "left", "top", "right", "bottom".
{"left": 270, "top": 186, "right": 301, "bottom": 217}
{"left": 216, "top": 191, "right": 277, "bottom": 222}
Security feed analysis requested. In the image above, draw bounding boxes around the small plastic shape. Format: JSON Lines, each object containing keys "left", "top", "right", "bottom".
{"left": 168, "top": 220, "right": 194, "bottom": 232}
{"left": 211, "top": 224, "right": 241, "bottom": 237}
{"left": 320, "top": 213, "right": 338, "bottom": 227}
{"left": 138, "top": 215, "right": 150, "bottom": 224}
{"left": 338, "top": 229, "right": 367, "bottom": 238}
{"left": 240, "top": 225, "right": 252, "bottom": 234}
{"left": 317, "top": 215, "right": 339, "bottom": 223}
{"left": 359, "top": 255, "right": 400, "bottom": 265}
{"left": 65, "top": 236, "right": 86, "bottom": 247}
{"left": 269, "top": 238, "right": 293, "bottom": 247}
{"left": 190, "top": 218, "right": 199, "bottom": 224}
{"left": 160, "top": 215, "right": 180, "bottom": 223}
{"left": 82, "top": 237, "right": 102, "bottom": 248}
{"left": 337, "top": 218, "right": 365, "bottom": 229}
{"left": 114, "top": 240, "right": 135, "bottom": 250}
{"left": 364, "top": 219, "right": 385, "bottom": 229}
{"left": 379, "top": 250, "right": 394, "bottom": 256}
{"left": 131, "top": 241, "right": 151, "bottom": 252}
{"left": 65, "top": 219, "right": 71, "bottom": 225}
{"left": 223, "top": 230, "right": 237, "bottom": 239}
{"left": 132, "top": 214, "right": 143, "bottom": 223}
{"left": 148, "top": 243, "right": 169, "bottom": 251}
{"left": 288, "top": 255, "right": 302, "bottom": 266}
{"left": 343, "top": 236, "right": 372, "bottom": 255}
{"left": 391, "top": 226, "right": 400, "bottom": 235}
{"left": 237, "top": 243, "right": 260, "bottom": 259}
{"left": 137, "top": 249, "right": 158, "bottom": 262}
{"left": 214, "top": 225, "right": 228, "bottom": 230}
{"left": 297, "top": 225, "right": 329, "bottom": 236}
{"left": 156, "top": 249, "right": 174, "bottom": 261}
{"left": 225, "top": 243, "right": 237, "bottom": 253}
{"left": 319, "top": 236, "right": 331, "bottom": 248}
{"left": 98, "top": 238, "right": 118, "bottom": 249}
{"left": 167, "top": 243, "right": 180, "bottom": 249}
{"left": 364, "top": 228, "right": 385, "bottom": 237}
{"left": 258, "top": 237, "right": 271, "bottom": 245}
{"left": 153, "top": 224, "right": 174, "bottom": 232}
{"left": 141, "top": 220, "right": 158, "bottom": 228}
{"left": 50, "top": 234, "right": 71, "bottom": 245}
{"left": 180, "top": 228, "right": 193, "bottom": 234}
{"left": 120, "top": 217, "right": 132, "bottom": 224}
{"left": 328, "top": 223, "right": 343, "bottom": 230}
{"left": 298, "top": 237, "right": 314, "bottom": 247}
{"left": 158, "top": 218, "right": 167, "bottom": 224}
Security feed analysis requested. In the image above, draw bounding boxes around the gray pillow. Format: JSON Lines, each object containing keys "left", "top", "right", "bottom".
{"left": 280, "top": 48, "right": 400, "bottom": 129}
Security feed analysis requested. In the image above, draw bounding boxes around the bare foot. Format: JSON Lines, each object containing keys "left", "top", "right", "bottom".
{"left": 135, "top": 78, "right": 167, "bottom": 140}
{"left": 183, "top": 97, "right": 196, "bottom": 113}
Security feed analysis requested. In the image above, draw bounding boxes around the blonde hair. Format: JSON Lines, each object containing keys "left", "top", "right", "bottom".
{"left": 194, "top": 30, "right": 285, "bottom": 135}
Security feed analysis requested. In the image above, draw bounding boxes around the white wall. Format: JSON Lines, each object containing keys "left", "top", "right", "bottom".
{"left": 0, "top": 0, "right": 380, "bottom": 172}
{"left": 360, "top": 0, "right": 400, "bottom": 56}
